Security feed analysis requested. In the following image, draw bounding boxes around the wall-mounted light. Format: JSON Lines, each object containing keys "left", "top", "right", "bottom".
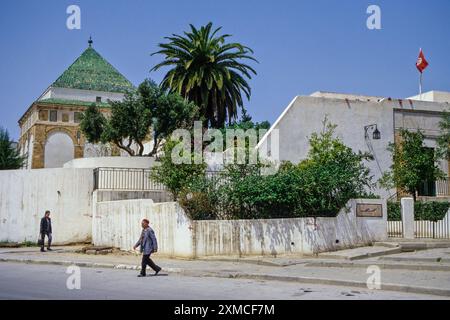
{"left": 364, "top": 124, "right": 381, "bottom": 140}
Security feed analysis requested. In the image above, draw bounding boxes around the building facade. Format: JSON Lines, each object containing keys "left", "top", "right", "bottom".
{"left": 257, "top": 90, "right": 450, "bottom": 199}
{"left": 18, "top": 39, "right": 134, "bottom": 169}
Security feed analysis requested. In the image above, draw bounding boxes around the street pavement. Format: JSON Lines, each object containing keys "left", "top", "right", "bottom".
{"left": 0, "top": 262, "right": 444, "bottom": 300}
{"left": 0, "top": 244, "right": 450, "bottom": 299}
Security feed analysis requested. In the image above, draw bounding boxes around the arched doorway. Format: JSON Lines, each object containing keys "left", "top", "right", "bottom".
{"left": 44, "top": 131, "right": 75, "bottom": 168}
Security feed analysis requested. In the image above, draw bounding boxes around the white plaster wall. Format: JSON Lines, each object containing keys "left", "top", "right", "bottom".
{"left": 63, "top": 156, "right": 156, "bottom": 169}
{"left": 44, "top": 132, "right": 74, "bottom": 168}
{"left": 93, "top": 199, "right": 194, "bottom": 258}
{"left": 259, "top": 96, "right": 395, "bottom": 198}
{"left": 194, "top": 199, "right": 387, "bottom": 256}
{"left": 258, "top": 95, "right": 450, "bottom": 199}
{"left": 0, "top": 168, "right": 93, "bottom": 244}
{"left": 92, "top": 198, "right": 386, "bottom": 258}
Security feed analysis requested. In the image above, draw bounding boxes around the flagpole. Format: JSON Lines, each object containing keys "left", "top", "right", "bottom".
{"left": 419, "top": 72, "right": 423, "bottom": 98}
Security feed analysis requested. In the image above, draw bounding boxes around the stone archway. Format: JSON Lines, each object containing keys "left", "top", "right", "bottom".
{"left": 44, "top": 130, "right": 75, "bottom": 168}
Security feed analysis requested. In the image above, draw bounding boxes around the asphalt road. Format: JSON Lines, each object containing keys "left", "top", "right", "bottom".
{"left": 0, "top": 262, "right": 445, "bottom": 300}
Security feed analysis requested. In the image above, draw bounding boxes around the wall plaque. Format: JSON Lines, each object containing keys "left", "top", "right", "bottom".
{"left": 356, "top": 203, "right": 383, "bottom": 217}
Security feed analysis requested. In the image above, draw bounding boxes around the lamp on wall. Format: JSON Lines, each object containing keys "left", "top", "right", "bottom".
{"left": 364, "top": 124, "right": 381, "bottom": 140}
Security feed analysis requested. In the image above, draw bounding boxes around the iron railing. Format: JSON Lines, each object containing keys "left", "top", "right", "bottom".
{"left": 93, "top": 167, "right": 165, "bottom": 191}
{"left": 93, "top": 167, "right": 224, "bottom": 191}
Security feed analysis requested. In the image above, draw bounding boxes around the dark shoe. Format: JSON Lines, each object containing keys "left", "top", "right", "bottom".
{"left": 40, "top": 248, "right": 46, "bottom": 252}
{"left": 137, "top": 274, "right": 146, "bottom": 277}
{"left": 154, "top": 268, "right": 161, "bottom": 276}
{"left": 47, "top": 248, "right": 53, "bottom": 251}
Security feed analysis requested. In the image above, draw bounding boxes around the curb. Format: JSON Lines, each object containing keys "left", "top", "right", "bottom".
{"left": 304, "top": 261, "right": 450, "bottom": 272}
{"left": 1, "top": 257, "right": 450, "bottom": 298}
{"left": 319, "top": 247, "right": 402, "bottom": 261}
{"left": 196, "top": 272, "right": 450, "bottom": 298}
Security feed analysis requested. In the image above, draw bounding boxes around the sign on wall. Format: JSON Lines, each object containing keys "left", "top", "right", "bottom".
{"left": 356, "top": 203, "right": 383, "bottom": 218}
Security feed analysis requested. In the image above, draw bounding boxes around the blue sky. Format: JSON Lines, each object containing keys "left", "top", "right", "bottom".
{"left": 1, "top": 0, "right": 449, "bottom": 140}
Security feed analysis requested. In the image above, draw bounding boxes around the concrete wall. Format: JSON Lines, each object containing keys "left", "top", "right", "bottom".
{"left": 93, "top": 198, "right": 387, "bottom": 258}
{"left": 63, "top": 156, "right": 156, "bottom": 169}
{"left": 93, "top": 198, "right": 193, "bottom": 258}
{"left": 194, "top": 199, "right": 387, "bottom": 256}
{"left": 0, "top": 168, "right": 94, "bottom": 244}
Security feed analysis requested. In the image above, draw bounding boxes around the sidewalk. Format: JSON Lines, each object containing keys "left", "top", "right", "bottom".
{"left": 1, "top": 245, "right": 450, "bottom": 298}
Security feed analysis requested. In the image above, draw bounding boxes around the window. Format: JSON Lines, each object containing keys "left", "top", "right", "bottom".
{"left": 74, "top": 112, "right": 82, "bottom": 123}
{"left": 96, "top": 96, "right": 102, "bottom": 103}
{"left": 39, "top": 110, "right": 48, "bottom": 121}
{"left": 49, "top": 110, "right": 57, "bottom": 122}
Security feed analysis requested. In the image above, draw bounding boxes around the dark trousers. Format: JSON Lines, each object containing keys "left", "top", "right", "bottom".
{"left": 41, "top": 233, "right": 52, "bottom": 249}
{"left": 141, "top": 254, "right": 161, "bottom": 275}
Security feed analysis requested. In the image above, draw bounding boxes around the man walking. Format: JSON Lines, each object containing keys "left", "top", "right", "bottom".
{"left": 133, "top": 219, "right": 162, "bottom": 277}
{"left": 39, "top": 210, "right": 52, "bottom": 252}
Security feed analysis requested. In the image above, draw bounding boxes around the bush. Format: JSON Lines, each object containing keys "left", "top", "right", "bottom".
{"left": 178, "top": 175, "right": 219, "bottom": 220}
{"left": 151, "top": 140, "right": 206, "bottom": 199}
{"left": 387, "top": 202, "right": 401, "bottom": 221}
{"left": 387, "top": 201, "right": 450, "bottom": 221}
{"left": 415, "top": 201, "right": 450, "bottom": 221}
{"left": 157, "top": 119, "right": 376, "bottom": 220}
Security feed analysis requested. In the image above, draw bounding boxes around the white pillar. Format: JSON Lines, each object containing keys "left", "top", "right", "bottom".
{"left": 401, "top": 198, "right": 415, "bottom": 239}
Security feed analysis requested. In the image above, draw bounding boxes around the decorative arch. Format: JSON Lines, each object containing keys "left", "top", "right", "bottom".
{"left": 44, "top": 130, "right": 75, "bottom": 168}
{"left": 44, "top": 127, "right": 78, "bottom": 146}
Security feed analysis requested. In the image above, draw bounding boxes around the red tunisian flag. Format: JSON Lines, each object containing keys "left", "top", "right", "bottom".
{"left": 416, "top": 49, "right": 429, "bottom": 73}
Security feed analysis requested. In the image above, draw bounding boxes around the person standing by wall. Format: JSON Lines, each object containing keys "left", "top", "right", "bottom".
{"left": 39, "top": 210, "right": 52, "bottom": 252}
{"left": 133, "top": 219, "right": 162, "bottom": 277}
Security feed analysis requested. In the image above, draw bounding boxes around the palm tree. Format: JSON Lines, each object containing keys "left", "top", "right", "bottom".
{"left": 0, "top": 127, "right": 26, "bottom": 170}
{"left": 151, "top": 22, "right": 257, "bottom": 128}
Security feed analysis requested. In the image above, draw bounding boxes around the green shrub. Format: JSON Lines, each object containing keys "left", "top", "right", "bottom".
{"left": 151, "top": 140, "right": 206, "bottom": 199}
{"left": 387, "top": 202, "right": 401, "bottom": 221}
{"left": 415, "top": 201, "right": 450, "bottom": 221}
{"left": 178, "top": 175, "right": 219, "bottom": 220}
{"left": 157, "top": 119, "right": 376, "bottom": 220}
{"left": 387, "top": 201, "right": 450, "bottom": 221}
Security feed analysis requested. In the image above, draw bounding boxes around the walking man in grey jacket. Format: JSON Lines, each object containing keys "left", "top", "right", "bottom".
{"left": 133, "top": 219, "right": 162, "bottom": 277}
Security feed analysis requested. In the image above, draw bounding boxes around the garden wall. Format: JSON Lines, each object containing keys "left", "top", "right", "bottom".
{"left": 92, "top": 197, "right": 193, "bottom": 257}
{"left": 92, "top": 198, "right": 387, "bottom": 257}
{"left": 0, "top": 168, "right": 94, "bottom": 244}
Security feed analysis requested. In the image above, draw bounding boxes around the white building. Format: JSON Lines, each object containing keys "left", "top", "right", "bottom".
{"left": 257, "top": 90, "right": 450, "bottom": 199}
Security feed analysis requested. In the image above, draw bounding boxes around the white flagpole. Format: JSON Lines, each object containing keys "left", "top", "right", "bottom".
{"left": 419, "top": 72, "right": 423, "bottom": 98}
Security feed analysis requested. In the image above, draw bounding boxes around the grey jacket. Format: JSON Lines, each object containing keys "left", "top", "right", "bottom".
{"left": 135, "top": 227, "right": 158, "bottom": 255}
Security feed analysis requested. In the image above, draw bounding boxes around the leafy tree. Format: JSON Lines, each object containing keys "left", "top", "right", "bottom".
{"left": 151, "top": 22, "right": 257, "bottom": 128}
{"left": 0, "top": 127, "right": 26, "bottom": 170}
{"left": 80, "top": 79, "right": 198, "bottom": 156}
{"left": 296, "top": 120, "right": 374, "bottom": 216}
{"left": 223, "top": 108, "right": 270, "bottom": 132}
{"left": 79, "top": 104, "right": 106, "bottom": 143}
{"left": 380, "top": 129, "right": 444, "bottom": 201}
{"left": 436, "top": 110, "right": 450, "bottom": 160}
{"left": 150, "top": 139, "right": 206, "bottom": 199}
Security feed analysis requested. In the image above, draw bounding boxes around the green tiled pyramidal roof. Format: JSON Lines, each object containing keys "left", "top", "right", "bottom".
{"left": 51, "top": 46, "right": 134, "bottom": 93}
